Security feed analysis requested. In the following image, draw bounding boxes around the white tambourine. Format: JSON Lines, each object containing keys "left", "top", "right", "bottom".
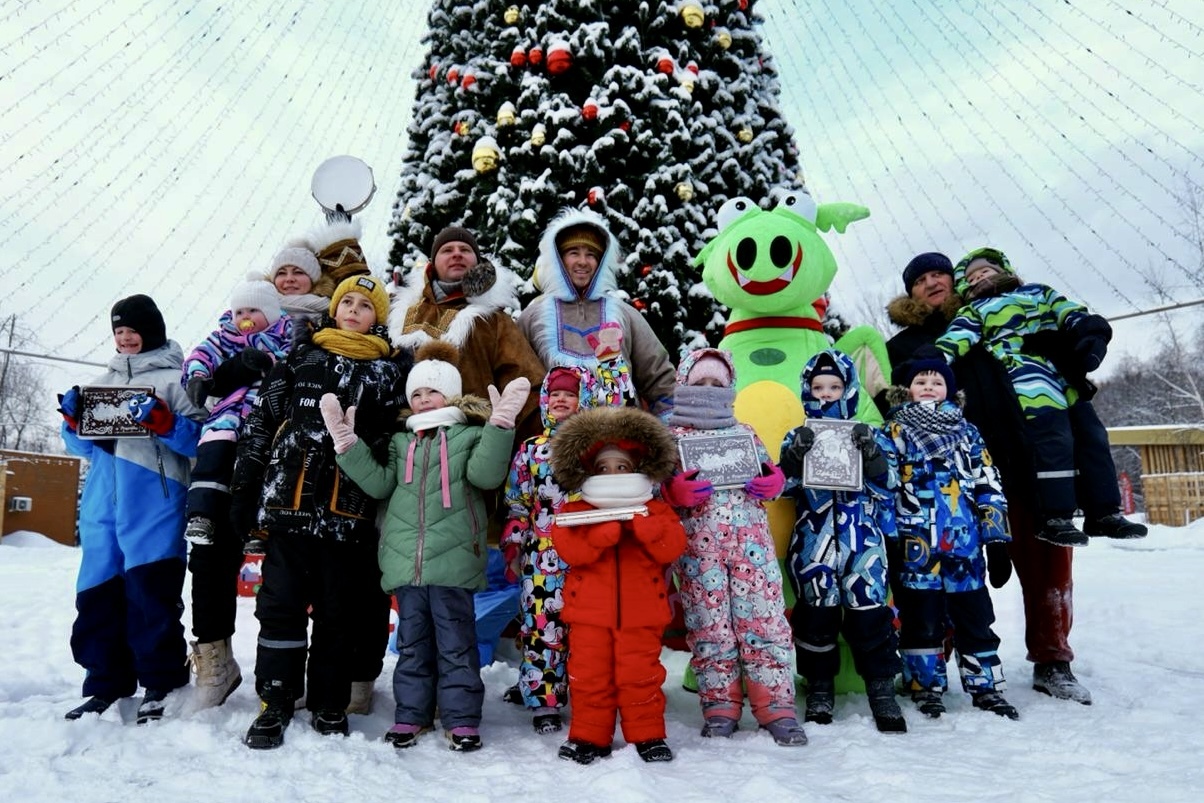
{"left": 311, "top": 155, "right": 376, "bottom": 219}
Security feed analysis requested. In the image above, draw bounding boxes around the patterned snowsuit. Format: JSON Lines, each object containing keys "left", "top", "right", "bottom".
{"left": 62, "top": 342, "right": 205, "bottom": 699}
{"left": 780, "top": 351, "right": 902, "bottom": 684}
{"left": 500, "top": 362, "right": 630, "bottom": 711}
{"left": 668, "top": 349, "right": 796, "bottom": 725}
{"left": 885, "top": 394, "right": 1011, "bottom": 694}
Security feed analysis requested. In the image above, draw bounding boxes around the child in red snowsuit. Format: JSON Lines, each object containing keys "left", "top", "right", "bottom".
{"left": 549, "top": 407, "right": 685, "bottom": 765}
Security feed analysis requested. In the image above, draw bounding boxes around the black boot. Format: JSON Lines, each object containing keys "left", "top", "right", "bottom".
{"left": 912, "top": 690, "right": 945, "bottom": 718}
{"left": 804, "top": 678, "right": 835, "bottom": 725}
{"left": 866, "top": 678, "right": 907, "bottom": 733}
{"left": 245, "top": 699, "right": 295, "bottom": 749}
{"left": 311, "top": 710, "right": 350, "bottom": 737}
{"left": 65, "top": 695, "right": 115, "bottom": 721}
{"left": 972, "top": 691, "right": 1020, "bottom": 720}
{"left": 558, "top": 739, "right": 612, "bottom": 765}
{"left": 635, "top": 739, "right": 674, "bottom": 762}
{"left": 1033, "top": 661, "right": 1092, "bottom": 705}
{"left": 1083, "top": 513, "right": 1147, "bottom": 539}
{"left": 1035, "top": 517, "right": 1089, "bottom": 547}
{"left": 136, "top": 688, "right": 171, "bottom": 725}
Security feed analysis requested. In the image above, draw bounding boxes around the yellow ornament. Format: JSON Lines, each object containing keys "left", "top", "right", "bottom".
{"left": 472, "top": 136, "right": 500, "bottom": 173}
{"left": 675, "top": 180, "right": 695, "bottom": 201}
{"left": 680, "top": 3, "right": 704, "bottom": 29}
{"left": 679, "top": 75, "right": 695, "bottom": 93}
{"left": 716, "top": 30, "right": 732, "bottom": 50}
{"left": 497, "top": 102, "right": 517, "bottom": 127}
{"left": 530, "top": 123, "right": 546, "bottom": 147}
{"left": 737, "top": 126, "right": 753, "bottom": 143}
{"left": 504, "top": 5, "right": 519, "bottom": 24}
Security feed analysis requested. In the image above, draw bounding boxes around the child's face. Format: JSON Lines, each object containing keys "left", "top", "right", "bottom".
{"left": 410, "top": 387, "right": 447, "bottom": 413}
{"left": 691, "top": 377, "right": 725, "bottom": 388}
{"left": 593, "top": 452, "right": 635, "bottom": 475}
{"left": 113, "top": 326, "right": 142, "bottom": 355}
{"left": 546, "top": 389, "right": 580, "bottom": 420}
{"left": 234, "top": 308, "right": 269, "bottom": 333}
{"left": 810, "top": 375, "right": 845, "bottom": 403}
{"left": 909, "top": 371, "right": 948, "bottom": 402}
{"left": 335, "top": 291, "right": 377, "bottom": 333}
{"left": 273, "top": 264, "right": 314, "bottom": 296}
{"left": 965, "top": 258, "right": 1001, "bottom": 287}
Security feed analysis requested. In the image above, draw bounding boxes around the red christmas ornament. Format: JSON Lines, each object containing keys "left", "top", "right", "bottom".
{"left": 528, "top": 45, "right": 543, "bottom": 65}
{"left": 461, "top": 72, "right": 476, "bottom": 90}
{"left": 582, "top": 99, "right": 599, "bottom": 120}
{"left": 686, "top": 61, "right": 699, "bottom": 75}
{"left": 447, "top": 67, "right": 460, "bottom": 84}
{"left": 428, "top": 64, "right": 438, "bottom": 80}
{"left": 619, "top": 120, "right": 631, "bottom": 132}
{"left": 656, "top": 57, "right": 674, "bottom": 75}
{"left": 510, "top": 47, "right": 527, "bottom": 68}
{"left": 739, "top": 0, "right": 749, "bottom": 9}
{"left": 632, "top": 299, "right": 646, "bottom": 311}
{"left": 587, "top": 186, "right": 603, "bottom": 205}
{"left": 641, "top": 265, "right": 653, "bottom": 277}
{"left": 452, "top": 120, "right": 470, "bottom": 136}
{"left": 547, "top": 44, "right": 572, "bottom": 75}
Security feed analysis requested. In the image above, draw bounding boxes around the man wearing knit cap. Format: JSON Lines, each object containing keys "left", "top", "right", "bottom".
{"left": 389, "top": 225, "right": 545, "bottom": 439}
{"left": 520, "top": 209, "right": 676, "bottom": 417}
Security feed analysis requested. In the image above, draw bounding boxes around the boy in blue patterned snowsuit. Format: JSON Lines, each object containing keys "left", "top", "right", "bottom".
{"left": 779, "top": 350, "right": 905, "bottom": 733}
{"left": 884, "top": 358, "right": 1018, "bottom": 720}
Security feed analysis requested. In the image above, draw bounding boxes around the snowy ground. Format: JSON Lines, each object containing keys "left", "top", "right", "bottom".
{"left": 1, "top": 522, "right": 1202, "bottom": 803}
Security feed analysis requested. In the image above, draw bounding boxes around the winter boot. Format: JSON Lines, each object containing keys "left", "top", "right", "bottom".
{"left": 189, "top": 639, "right": 242, "bottom": 709}
{"left": 384, "top": 723, "right": 430, "bottom": 750}
{"left": 532, "top": 711, "right": 563, "bottom": 734}
{"left": 446, "top": 726, "right": 483, "bottom": 752}
{"left": 65, "top": 695, "right": 115, "bottom": 720}
{"left": 558, "top": 739, "right": 612, "bottom": 765}
{"left": 136, "top": 688, "right": 171, "bottom": 724}
{"left": 501, "top": 684, "right": 524, "bottom": 706}
{"left": 184, "top": 516, "right": 215, "bottom": 546}
{"left": 865, "top": 678, "right": 907, "bottom": 733}
{"left": 761, "top": 717, "right": 808, "bottom": 747}
{"left": 311, "top": 710, "right": 350, "bottom": 736}
{"left": 912, "top": 690, "right": 945, "bottom": 718}
{"left": 346, "top": 680, "right": 374, "bottom": 715}
{"left": 244, "top": 699, "right": 294, "bottom": 750}
{"left": 804, "top": 678, "right": 835, "bottom": 725}
{"left": 635, "top": 739, "right": 674, "bottom": 763}
{"left": 1035, "top": 517, "right": 1089, "bottom": 547}
{"left": 971, "top": 691, "right": 1020, "bottom": 720}
{"left": 1033, "top": 661, "right": 1092, "bottom": 705}
{"left": 1083, "top": 513, "right": 1147, "bottom": 539}
{"left": 700, "top": 716, "right": 740, "bottom": 738}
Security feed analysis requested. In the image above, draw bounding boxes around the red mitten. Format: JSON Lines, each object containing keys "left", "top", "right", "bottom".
{"left": 660, "top": 469, "right": 714, "bottom": 508}
{"left": 586, "top": 520, "right": 623, "bottom": 549}
{"left": 127, "top": 392, "right": 174, "bottom": 436}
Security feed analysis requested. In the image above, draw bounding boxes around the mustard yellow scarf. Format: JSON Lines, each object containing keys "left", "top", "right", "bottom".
{"left": 312, "top": 327, "right": 392, "bottom": 359}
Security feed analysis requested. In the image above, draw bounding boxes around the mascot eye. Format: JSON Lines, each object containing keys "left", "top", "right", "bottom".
{"left": 717, "top": 196, "right": 757, "bottom": 230}
{"left": 774, "top": 190, "right": 817, "bottom": 223}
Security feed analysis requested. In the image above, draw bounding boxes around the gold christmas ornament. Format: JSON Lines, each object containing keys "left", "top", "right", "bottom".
{"left": 716, "top": 30, "right": 732, "bottom": 50}
{"left": 504, "top": 5, "right": 519, "bottom": 24}
{"left": 530, "top": 123, "right": 547, "bottom": 147}
{"left": 737, "top": 126, "right": 753, "bottom": 143}
{"left": 679, "top": 75, "right": 695, "bottom": 93}
{"left": 675, "top": 181, "right": 694, "bottom": 201}
{"left": 680, "top": 3, "right": 704, "bottom": 28}
{"left": 472, "top": 137, "right": 500, "bottom": 173}
{"left": 497, "top": 102, "right": 517, "bottom": 127}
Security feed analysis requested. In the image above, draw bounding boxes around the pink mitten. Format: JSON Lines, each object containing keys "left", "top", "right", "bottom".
{"left": 660, "top": 469, "right": 714, "bottom": 508}
{"left": 745, "top": 461, "right": 785, "bottom": 501}
{"left": 319, "top": 393, "right": 358, "bottom": 454}
{"left": 585, "top": 322, "right": 624, "bottom": 361}
{"left": 488, "top": 377, "right": 532, "bottom": 428}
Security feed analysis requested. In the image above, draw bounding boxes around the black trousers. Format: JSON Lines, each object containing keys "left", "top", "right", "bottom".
{"left": 1026, "top": 401, "right": 1122, "bottom": 519}
{"left": 791, "top": 603, "right": 901, "bottom": 682}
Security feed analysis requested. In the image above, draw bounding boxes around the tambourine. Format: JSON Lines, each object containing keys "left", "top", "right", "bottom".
{"left": 311, "top": 155, "right": 376, "bottom": 222}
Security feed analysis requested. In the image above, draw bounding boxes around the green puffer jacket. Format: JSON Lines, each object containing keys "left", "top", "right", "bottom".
{"left": 336, "top": 395, "right": 515, "bottom": 593}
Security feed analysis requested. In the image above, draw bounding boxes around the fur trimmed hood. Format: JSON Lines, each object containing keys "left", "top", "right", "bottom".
{"left": 387, "top": 261, "right": 523, "bottom": 351}
{"left": 532, "top": 207, "right": 621, "bottom": 302}
{"left": 886, "top": 292, "right": 965, "bottom": 328}
{"left": 550, "top": 406, "right": 678, "bottom": 491}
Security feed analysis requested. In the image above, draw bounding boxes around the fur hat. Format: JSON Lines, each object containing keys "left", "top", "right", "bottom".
{"left": 230, "top": 280, "right": 283, "bottom": 326}
{"left": 686, "top": 351, "right": 733, "bottom": 387}
{"left": 312, "top": 219, "right": 369, "bottom": 285}
{"left": 550, "top": 407, "right": 678, "bottom": 491}
{"left": 329, "top": 275, "right": 389, "bottom": 325}
{"left": 430, "top": 226, "right": 481, "bottom": 262}
{"left": 546, "top": 366, "right": 580, "bottom": 395}
{"left": 110, "top": 294, "right": 166, "bottom": 352}
{"left": 269, "top": 246, "right": 321, "bottom": 283}
{"left": 556, "top": 223, "right": 606, "bottom": 257}
{"left": 893, "top": 356, "right": 957, "bottom": 396}
{"left": 406, "top": 340, "right": 463, "bottom": 401}
{"left": 902, "top": 252, "right": 954, "bottom": 294}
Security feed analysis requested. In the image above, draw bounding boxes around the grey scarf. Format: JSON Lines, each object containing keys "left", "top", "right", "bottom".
{"left": 668, "top": 384, "right": 737, "bottom": 429}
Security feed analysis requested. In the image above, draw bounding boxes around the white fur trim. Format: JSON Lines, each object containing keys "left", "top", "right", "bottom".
{"left": 532, "top": 207, "right": 620, "bottom": 301}
{"left": 387, "top": 263, "right": 522, "bottom": 350}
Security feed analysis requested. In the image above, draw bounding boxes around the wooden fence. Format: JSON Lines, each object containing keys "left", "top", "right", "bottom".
{"left": 1107, "top": 426, "right": 1204, "bottom": 526}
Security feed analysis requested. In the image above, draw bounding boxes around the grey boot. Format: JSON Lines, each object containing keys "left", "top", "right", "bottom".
{"left": 804, "top": 678, "right": 835, "bottom": 725}
{"left": 865, "top": 677, "right": 907, "bottom": 733}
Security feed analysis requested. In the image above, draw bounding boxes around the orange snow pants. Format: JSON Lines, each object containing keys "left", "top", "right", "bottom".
{"left": 566, "top": 623, "right": 667, "bottom": 747}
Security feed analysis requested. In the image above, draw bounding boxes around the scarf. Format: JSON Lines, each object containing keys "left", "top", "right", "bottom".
{"left": 580, "top": 473, "right": 653, "bottom": 508}
{"left": 893, "top": 400, "right": 965, "bottom": 460}
{"left": 312, "top": 326, "right": 392, "bottom": 359}
{"left": 281, "top": 293, "right": 329, "bottom": 316}
{"left": 668, "top": 384, "right": 737, "bottom": 429}
{"left": 403, "top": 406, "right": 468, "bottom": 510}
{"left": 431, "top": 279, "right": 464, "bottom": 303}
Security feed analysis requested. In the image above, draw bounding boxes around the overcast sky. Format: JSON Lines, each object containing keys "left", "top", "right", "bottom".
{"left": 2, "top": 0, "right": 1201, "bottom": 401}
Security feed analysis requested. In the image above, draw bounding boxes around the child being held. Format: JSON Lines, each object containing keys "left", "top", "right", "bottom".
{"left": 325, "top": 341, "right": 530, "bottom": 753}
{"left": 884, "top": 358, "right": 1018, "bottom": 720}
{"left": 933, "top": 247, "right": 1145, "bottom": 546}
{"left": 181, "top": 279, "right": 291, "bottom": 545}
{"left": 779, "top": 350, "right": 905, "bottom": 733}
{"left": 662, "top": 348, "right": 806, "bottom": 746}
{"left": 549, "top": 407, "right": 686, "bottom": 765}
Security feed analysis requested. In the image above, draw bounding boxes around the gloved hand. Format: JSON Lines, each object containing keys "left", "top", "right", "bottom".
{"left": 779, "top": 426, "right": 815, "bottom": 475}
{"left": 745, "top": 461, "right": 785, "bottom": 501}
{"left": 488, "top": 377, "right": 532, "bottom": 429}
{"left": 502, "top": 541, "right": 521, "bottom": 585}
{"left": 585, "top": 322, "right": 624, "bottom": 361}
{"left": 186, "top": 375, "right": 214, "bottom": 408}
{"left": 57, "top": 386, "right": 81, "bottom": 431}
{"left": 660, "top": 469, "right": 713, "bottom": 508}
{"left": 1074, "top": 335, "right": 1108, "bottom": 373}
{"left": 586, "top": 519, "right": 623, "bottom": 549}
{"left": 240, "top": 348, "right": 275, "bottom": 378}
{"left": 986, "top": 542, "right": 1013, "bottom": 589}
{"left": 319, "top": 393, "right": 358, "bottom": 454}
{"left": 127, "top": 392, "right": 175, "bottom": 435}
{"left": 851, "top": 422, "right": 888, "bottom": 478}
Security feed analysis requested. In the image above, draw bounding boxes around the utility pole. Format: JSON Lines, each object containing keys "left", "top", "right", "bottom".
{"left": 0, "top": 314, "right": 15, "bottom": 449}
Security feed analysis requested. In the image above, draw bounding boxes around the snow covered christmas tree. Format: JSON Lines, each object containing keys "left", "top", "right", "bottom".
{"left": 388, "top": 0, "right": 804, "bottom": 359}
